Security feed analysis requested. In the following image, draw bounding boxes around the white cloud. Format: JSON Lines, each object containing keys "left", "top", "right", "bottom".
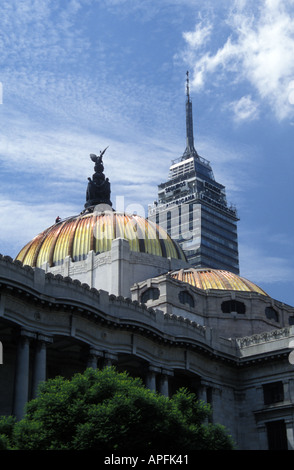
{"left": 0, "top": 0, "right": 90, "bottom": 69}
{"left": 182, "top": 0, "right": 294, "bottom": 120}
{"left": 229, "top": 95, "right": 259, "bottom": 122}
{"left": 0, "top": 197, "right": 79, "bottom": 258}
{"left": 183, "top": 22, "right": 212, "bottom": 49}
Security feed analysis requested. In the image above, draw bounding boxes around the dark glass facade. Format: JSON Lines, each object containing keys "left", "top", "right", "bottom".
{"left": 149, "top": 154, "right": 239, "bottom": 274}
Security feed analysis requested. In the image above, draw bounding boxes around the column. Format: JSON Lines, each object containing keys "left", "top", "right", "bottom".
{"left": 288, "top": 378, "right": 294, "bottom": 403}
{"left": 87, "top": 350, "right": 98, "bottom": 369}
{"left": 159, "top": 374, "right": 169, "bottom": 397}
{"left": 13, "top": 330, "right": 34, "bottom": 420}
{"left": 145, "top": 366, "right": 159, "bottom": 392}
{"left": 31, "top": 335, "right": 52, "bottom": 399}
{"left": 286, "top": 419, "right": 294, "bottom": 450}
{"left": 159, "top": 369, "right": 173, "bottom": 397}
{"left": 256, "top": 423, "right": 268, "bottom": 450}
{"left": 103, "top": 352, "right": 118, "bottom": 368}
{"left": 197, "top": 384, "right": 207, "bottom": 403}
{"left": 86, "top": 348, "right": 104, "bottom": 370}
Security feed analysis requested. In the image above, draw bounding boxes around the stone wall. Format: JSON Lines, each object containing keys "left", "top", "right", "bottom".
{"left": 1, "top": 254, "right": 294, "bottom": 449}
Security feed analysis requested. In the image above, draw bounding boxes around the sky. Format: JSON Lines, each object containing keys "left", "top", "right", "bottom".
{"left": 0, "top": 0, "right": 293, "bottom": 306}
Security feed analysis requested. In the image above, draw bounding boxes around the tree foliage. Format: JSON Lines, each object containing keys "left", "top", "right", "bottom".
{"left": 1, "top": 367, "right": 234, "bottom": 451}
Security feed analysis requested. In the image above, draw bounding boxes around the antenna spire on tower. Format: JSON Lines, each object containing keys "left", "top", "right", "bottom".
{"left": 183, "top": 71, "right": 198, "bottom": 160}
{"left": 186, "top": 70, "right": 190, "bottom": 99}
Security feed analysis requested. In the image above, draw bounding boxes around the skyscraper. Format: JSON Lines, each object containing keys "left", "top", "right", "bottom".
{"left": 148, "top": 72, "right": 240, "bottom": 274}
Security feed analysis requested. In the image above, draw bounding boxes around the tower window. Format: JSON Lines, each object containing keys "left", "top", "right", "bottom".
{"left": 179, "top": 291, "right": 194, "bottom": 308}
{"left": 167, "top": 211, "right": 172, "bottom": 232}
{"left": 289, "top": 316, "right": 294, "bottom": 325}
{"left": 265, "top": 307, "right": 279, "bottom": 322}
{"left": 141, "top": 287, "right": 160, "bottom": 304}
{"left": 221, "top": 300, "right": 246, "bottom": 314}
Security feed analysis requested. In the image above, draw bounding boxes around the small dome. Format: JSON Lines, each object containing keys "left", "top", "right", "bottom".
{"left": 16, "top": 211, "right": 186, "bottom": 268}
{"left": 170, "top": 267, "right": 268, "bottom": 296}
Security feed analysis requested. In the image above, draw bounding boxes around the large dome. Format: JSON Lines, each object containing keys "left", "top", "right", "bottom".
{"left": 16, "top": 211, "right": 186, "bottom": 268}
{"left": 170, "top": 267, "right": 268, "bottom": 296}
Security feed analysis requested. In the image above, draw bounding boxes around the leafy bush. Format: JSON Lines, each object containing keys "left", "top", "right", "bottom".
{"left": 1, "top": 367, "right": 234, "bottom": 451}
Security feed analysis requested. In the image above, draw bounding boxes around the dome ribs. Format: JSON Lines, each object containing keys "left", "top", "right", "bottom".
{"left": 15, "top": 212, "right": 186, "bottom": 266}
{"left": 48, "top": 221, "right": 68, "bottom": 267}
{"left": 170, "top": 268, "right": 268, "bottom": 296}
{"left": 67, "top": 217, "right": 80, "bottom": 260}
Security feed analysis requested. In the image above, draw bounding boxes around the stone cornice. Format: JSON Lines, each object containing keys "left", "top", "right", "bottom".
{"left": 236, "top": 327, "right": 292, "bottom": 348}
{"left": 0, "top": 255, "right": 293, "bottom": 367}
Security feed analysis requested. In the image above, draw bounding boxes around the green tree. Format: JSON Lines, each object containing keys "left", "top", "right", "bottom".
{"left": 2, "top": 367, "right": 234, "bottom": 451}
{"left": 0, "top": 415, "right": 16, "bottom": 450}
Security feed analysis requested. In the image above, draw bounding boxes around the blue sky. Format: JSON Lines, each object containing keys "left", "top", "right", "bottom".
{"left": 0, "top": 0, "right": 293, "bottom": 306}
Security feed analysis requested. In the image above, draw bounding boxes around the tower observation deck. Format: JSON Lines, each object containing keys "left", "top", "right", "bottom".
{"left": 148, "top": 72, "right": 240, "bottom": 274}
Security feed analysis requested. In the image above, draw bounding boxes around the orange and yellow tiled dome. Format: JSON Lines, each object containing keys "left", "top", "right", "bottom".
{"left": 170, "top": 267, "right": 268, "bottom": 296}
{"left": 16, "top": 211, "right": 187, "bottom": 268}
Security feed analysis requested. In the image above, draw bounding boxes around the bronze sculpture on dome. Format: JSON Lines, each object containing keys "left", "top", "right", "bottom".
{"left": 85, "top": 146, "right": 112, "bottom": 209}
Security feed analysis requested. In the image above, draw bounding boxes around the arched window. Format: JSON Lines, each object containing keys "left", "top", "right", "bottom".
{"left": 141, "top": 287, "right": 160, "bottom": 304}
{"left": 179, "top": 290, "right": 194, "bottom": 308}
{"left": 221, "top": 300, "right": 246, "bottom": 314}
{"left": 265, "top": 307, "right": 279, "bottom": 322}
